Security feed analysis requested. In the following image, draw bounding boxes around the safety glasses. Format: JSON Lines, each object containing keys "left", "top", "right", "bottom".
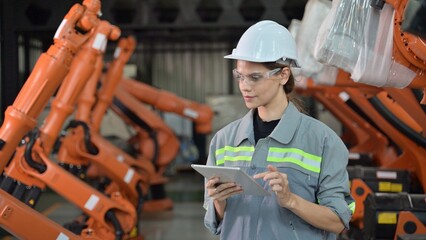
{"left": 232, "top": 68, "right": 282, "bottom": 85}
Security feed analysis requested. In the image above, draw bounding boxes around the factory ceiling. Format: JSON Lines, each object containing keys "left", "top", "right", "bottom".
{"left": 5, "top": 0, "right": 308, "bottom": 42}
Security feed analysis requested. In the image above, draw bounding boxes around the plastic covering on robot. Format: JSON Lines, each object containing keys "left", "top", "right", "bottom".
{"left": 296, "top": 0, "right": 339, "bottom": 85}
{"left": 314, "top": 0, "right": 370, "bottom": 73}
{"left": 288, "top": 19, "right": 307, "bottom": 89}
{"left": 287, "top": 19, "right": 307, "bottom": 89}
{"left": 288, "top": 19, "right": 300, "bottom": 41}
{"left": 351, "top": 4, "right": 416, "bottom": 88}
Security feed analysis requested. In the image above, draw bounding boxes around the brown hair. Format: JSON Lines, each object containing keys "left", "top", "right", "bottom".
{"left": 263, "top": 62, "right": 307, "bottom": 114}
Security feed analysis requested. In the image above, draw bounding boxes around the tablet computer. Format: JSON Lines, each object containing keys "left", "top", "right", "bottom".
{"left": 191, "top": 164, "right": 270, "bottom": 196}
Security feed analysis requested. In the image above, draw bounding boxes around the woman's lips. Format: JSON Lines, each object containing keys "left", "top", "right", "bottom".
{"left": 244, "top": 95, "right": 254, "bottom": 101}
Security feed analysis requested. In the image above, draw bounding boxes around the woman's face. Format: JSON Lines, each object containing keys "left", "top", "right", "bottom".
{"left": 235, "top": 60, "right": 288, "bottom": 110}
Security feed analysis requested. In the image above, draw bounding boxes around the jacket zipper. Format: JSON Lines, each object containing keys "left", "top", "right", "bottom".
{"left": 290, "top": 221, "right": 300, "bottom": 240}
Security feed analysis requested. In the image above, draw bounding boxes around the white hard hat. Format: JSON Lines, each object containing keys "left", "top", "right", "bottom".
{"left": 225, "top": 20, "right": 300, "bottom": 67}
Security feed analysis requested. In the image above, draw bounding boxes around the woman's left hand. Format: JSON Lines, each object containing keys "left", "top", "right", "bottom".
{"left": 253, "top": 165, "right": 295, "bottom": 209}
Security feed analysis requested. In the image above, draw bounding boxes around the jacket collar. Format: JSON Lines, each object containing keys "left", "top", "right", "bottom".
{"left": 270, "top": 102, "right": 301, "bottom": 144}
{"left": 233, "top": 102, "right": 301, "bottom": 146}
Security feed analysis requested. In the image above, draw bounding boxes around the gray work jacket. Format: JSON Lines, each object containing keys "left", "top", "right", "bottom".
{"left": 204, "top": 102, "right": 354, "bottom": 240}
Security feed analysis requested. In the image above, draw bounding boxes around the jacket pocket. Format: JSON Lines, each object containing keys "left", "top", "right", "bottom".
{"left": 276, "top": 165, "right": 318, "bottom": 202}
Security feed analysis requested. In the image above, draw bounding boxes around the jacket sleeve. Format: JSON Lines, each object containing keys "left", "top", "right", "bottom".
{"left": 203, "top": 134, "right": 222, "bottom": 235}
{"left": 317, "top": 133, "right": 355, "bottom": 229}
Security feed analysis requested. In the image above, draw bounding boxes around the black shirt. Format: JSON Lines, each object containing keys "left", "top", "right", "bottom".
{"left": 253, "top": 109, "right": 280, "bottom": 144}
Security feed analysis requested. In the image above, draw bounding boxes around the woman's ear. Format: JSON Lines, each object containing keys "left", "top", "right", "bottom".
{"left": 280, "top": 67, "right": 290, "bottom": 85}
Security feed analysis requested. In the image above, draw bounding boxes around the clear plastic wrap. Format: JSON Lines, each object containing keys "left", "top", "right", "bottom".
{"left": 297, "top": 0, "right": 332, "bottom": 78}
{"left": 289, "top": 19, "right": 307, "bottom": 89}
{"left": 288, "top": 19, "right": 301, "bottom": 39}
{"left": 314, "top": 0, "right": 370, "bottom": 73}
{"left": 351, "top": 4, "right": 416, "bottom": 87}
{"left": 314, "top": 65, "right": 339, "bottom": 86}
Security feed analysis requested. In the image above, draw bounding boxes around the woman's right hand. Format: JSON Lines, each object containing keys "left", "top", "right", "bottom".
{"left": 206, "top": 177, "right": 243, "bottom": 220}
{"left": 206, "top": 177, "right": 243, "bottom": 201}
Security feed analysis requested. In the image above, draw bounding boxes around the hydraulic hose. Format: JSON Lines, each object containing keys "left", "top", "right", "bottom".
{"left": 135, "top": 183, "right": 143, "bottom": 233}
{"left": 105, "top": 210, "right": 124, "bottom": 240}
{"left": 112, "top": 97, "right": 159, "bottom": 169}
{"left": 369, "top": 97, "right": 426, "bottom": 148}
{"left": 65, "top": 120, "right": 99, "bottom": 155}
{"left": 24, "top": 130, "right": 47, "bottom": 173}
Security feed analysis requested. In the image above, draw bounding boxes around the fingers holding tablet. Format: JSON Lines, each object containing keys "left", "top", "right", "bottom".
{"left": 206, "top": 177, "right": 243, "bottom": 200}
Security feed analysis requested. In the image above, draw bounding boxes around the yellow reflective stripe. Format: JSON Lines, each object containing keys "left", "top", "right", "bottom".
{"left": 348, "top": 202, "right": 356, "bottom": 214}
{"left": 267, "top": 156, "right": 320, "bottom": 173}
{"left": 215, "top": 148, "right": 225, "bottom": 155}
{"left": 215, "top": 145, "right": 255, "bottom": 155}
{"left": 216, "top": 156, "right": 252, "bottom": 165}
{"left": 269, "top": 147, "right": 322, "bottom": 162}
{"left": 215, "top": 145, "right": 255, "bottom": 166}
{"left": 224, "top": 155, "right": 251, "bottom": 161}
{"left": 216, "top": 159, "right": 225, "bottom": 165}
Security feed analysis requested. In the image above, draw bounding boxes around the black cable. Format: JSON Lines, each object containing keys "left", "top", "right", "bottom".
{"left": 136, "top": 183, "right": 144, "bottom": 213}
{"left": 346, "top": 98, "right": 402, "bottom": 155}
{"left": 369, "top": 96, "right": 426, "bottom": 148}
{"left": 112, "top": 97, "right": 159, "bottom": 169}
{"left": 412, "top": 88, "right": 426, "bottom": 113}
{"left": 65, "top": 120, "right": 98, "bottom": 155}
{"left": 105, "top": 210, "right": 124, "bottom": 240}
{"left": 24, "top": 130, "right": 46, "bottom": 173}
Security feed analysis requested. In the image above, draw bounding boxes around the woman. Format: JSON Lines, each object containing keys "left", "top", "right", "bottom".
{"left": 203, "top": 20, "right": 354, "bottom": 240}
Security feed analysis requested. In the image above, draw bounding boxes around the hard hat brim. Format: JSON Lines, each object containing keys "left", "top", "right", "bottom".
{"left": 224, "top": 53, "right": 265, "bottom": 63}
{"left": 224, "top": 53, "right": 301, "bottom": 68}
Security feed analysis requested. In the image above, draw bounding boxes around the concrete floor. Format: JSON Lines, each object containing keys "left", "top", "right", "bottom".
{"left": 140, "top": 202, "right": 218, "bottom": 240}
{"left": 139, "top": 170, "right": 219, "bottom": 240}
{"left": 0, "top": 170, "right": 219, "bottom": 240}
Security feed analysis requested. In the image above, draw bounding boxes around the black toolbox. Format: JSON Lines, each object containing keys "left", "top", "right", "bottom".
{"left": 364, "top": 193, "right": 426, "bottom": 240}
{"left": 347, "top": 165, "right": 421, "bottom": 194}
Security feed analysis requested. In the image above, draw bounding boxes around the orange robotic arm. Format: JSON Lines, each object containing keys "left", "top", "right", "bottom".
{"left": 333, "top": 70, "right": 425, "bottom": 140}
{"left": 54, "top": 37, "right": 154, "bottom": 216}
{"left": 57, "top": 121, "right": 153, "bottom": 204}
{"left": 76, "top": 53, "right": 104, "bottom": 124}
{"left": 0, "top": 1, "right": 106, "bottom": 239}
{"left": 85, "top": 37, "right": 175, "bottom": 212}
{"left": 1, "top": 16, "right": 140, "bottom": 239}
{"left": 1, "top": 6, "right": 146, "bottom": 239}
{"left": 385, "top": 0, "right": 426, "bottom": 92}
{"left": 109, "top": 86, "right": 178, "bottom": 212}
{"left": 39, "top": 20, "right": 121, "bottom": 154}
{"left": 0, "top": 188, "right": 82, "bottom": 240}
{"left": 87, "top": 36, "right": 178, "bottom": 168}
{"left": 5, "top": 136, "right": 137, "bottom": 239}
{"left": 343, "top": 86, "right": 426, "bottom": 189}
{"left": 68, "top": 36, "right": 155, "bottom": 199}
{"left": 2, "top": 17, "right": 119, "bottom": 203}
{"left": 112, "top": 85, "right": 180, "bottom": 169}
{"left": 300, "top": 79, "right": 396, "bottom": 166}
{"left": 0, "top": 0, "right": 100, "bottom": 171}
{"left": 120, "top": 78, "right": 214, "bottom": 134}
{"left": 91, "top": 36, "right": 137, "bottom": 133}
{"left": 384, "top": 88, "right": 426, "bottom": 134}
{"left": 0, "top": 21, "right": 115, "bottom": 202}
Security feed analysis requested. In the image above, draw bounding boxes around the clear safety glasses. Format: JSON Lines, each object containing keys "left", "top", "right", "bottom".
{"left": 232, "top": 68, "right": 282, "bottom": 85}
